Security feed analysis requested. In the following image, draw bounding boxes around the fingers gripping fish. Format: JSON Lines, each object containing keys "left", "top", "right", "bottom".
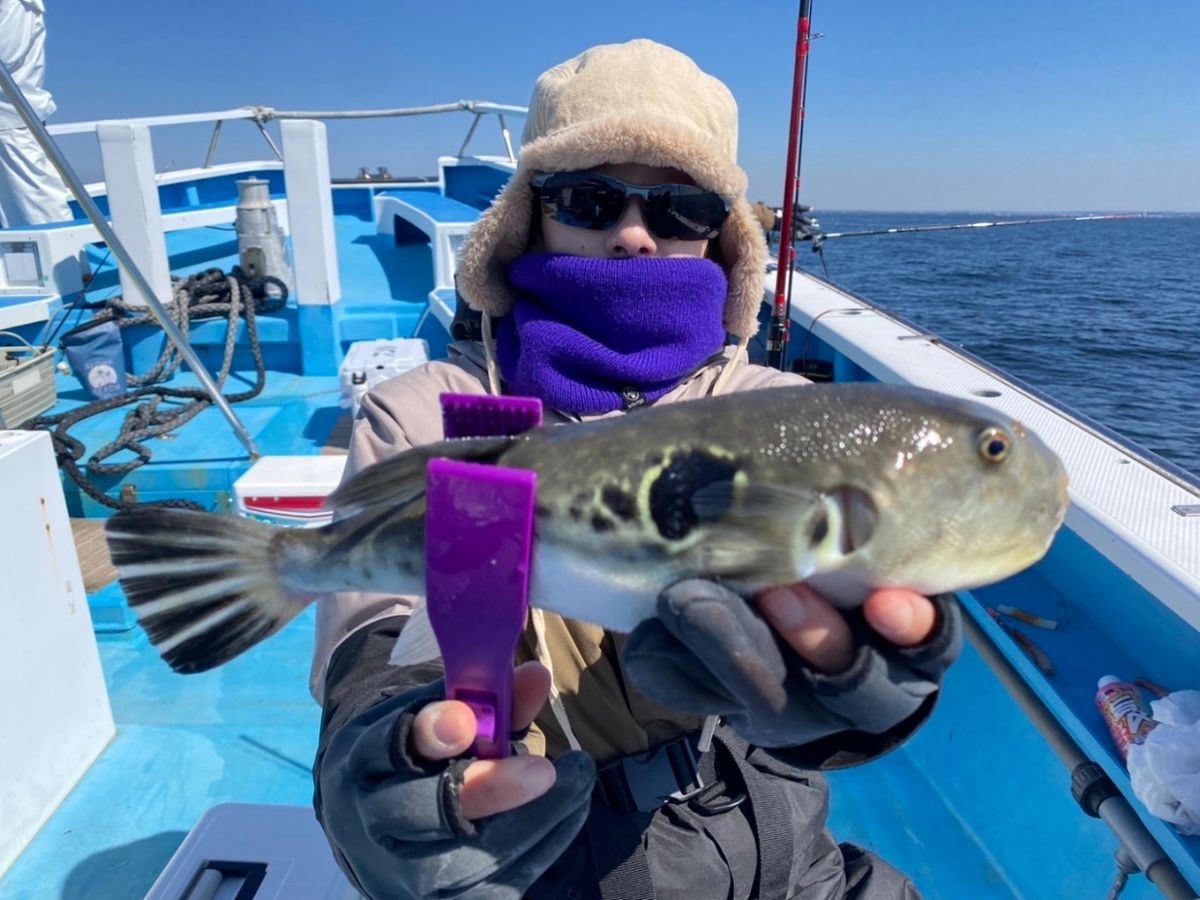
{"left": 104, "top": 383, "right": 1070, "bottom": 673}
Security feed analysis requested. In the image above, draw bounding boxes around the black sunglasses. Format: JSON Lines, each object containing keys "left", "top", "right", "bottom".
{"left": 531, "top": 171, "right": 730, "bottom": 241}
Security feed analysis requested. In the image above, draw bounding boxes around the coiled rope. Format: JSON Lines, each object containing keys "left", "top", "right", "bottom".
{"left": 22, "top": 266, "right": 287, "bottom": 512}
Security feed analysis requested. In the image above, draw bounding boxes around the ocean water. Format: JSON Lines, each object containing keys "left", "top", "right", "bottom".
{"left": 785, "top": 212, "right": 1200, "bottom": 478}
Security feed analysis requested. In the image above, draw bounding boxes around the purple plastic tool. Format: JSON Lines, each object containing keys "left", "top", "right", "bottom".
{"left": 439, "top": 393, "right": 544, "bottom": 440}
{"left": 425, "top": 393, "right": 543, "bottom": 759}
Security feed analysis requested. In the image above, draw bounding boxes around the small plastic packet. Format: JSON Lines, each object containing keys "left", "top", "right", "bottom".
{"left": 1127, "top": 690, "right": 1200, "bottom": 836}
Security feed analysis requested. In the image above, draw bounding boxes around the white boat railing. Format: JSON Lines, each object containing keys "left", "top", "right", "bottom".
{"left": 262, "top": 101, "right": 527, "bottom": 162}
{"left": 46, "top": 107, "right": 259, "bottom": 135}
{"left": 45, "top": 100, "right": 529, "bottom": 169}
{"left": 774, "top": 267, "right": 1200, "bottom": 619}
{"left": 0, "top": 60, "right": 261, "bottom": 458}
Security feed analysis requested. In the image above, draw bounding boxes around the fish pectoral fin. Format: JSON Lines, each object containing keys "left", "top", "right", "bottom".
{"left": 696, "top": 530, "right": 809, "bottom": 588}
{"left": 329, "top": 435, "right": 515, "bottom": 515}
{"left": 690, "top": 484, "right": 837, "bottom": 588}
{"left": 691, "top": 480, "right": 822, "bottom": 524}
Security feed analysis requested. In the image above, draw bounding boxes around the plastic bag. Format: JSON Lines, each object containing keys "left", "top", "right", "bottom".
{"left": 1127, "top": 690, "right": 1200, "bottom": 836}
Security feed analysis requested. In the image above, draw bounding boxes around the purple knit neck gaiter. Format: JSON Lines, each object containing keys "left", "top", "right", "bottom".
{"left": 495, "top": 253, "right": 728, "bottom": 415}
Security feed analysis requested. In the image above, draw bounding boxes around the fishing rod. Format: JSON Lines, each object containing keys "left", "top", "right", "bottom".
{"left": 799, "top": 212, "right": 1142, "bottom": 249}
{"left": 766, "top": 0, "right": 813, "bottom": 371}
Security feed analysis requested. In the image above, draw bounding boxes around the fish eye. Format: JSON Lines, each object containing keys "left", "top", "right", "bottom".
{"left": 977, "top": 427, "right": 1011, "bottom": 463}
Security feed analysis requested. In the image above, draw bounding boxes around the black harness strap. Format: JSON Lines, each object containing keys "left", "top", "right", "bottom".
{"left": 586, "top": 727, "right": 796, "bottom": 900}
{"left": 588, "top": 734, "right": 727, "bottom": 899}
{"left": 587, "top": 802, "right": 656, "bottom": 900}
{"left": 714, "top": 728, "right": 795, "bottom": 900}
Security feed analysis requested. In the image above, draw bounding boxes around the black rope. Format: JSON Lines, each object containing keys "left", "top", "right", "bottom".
{"left": 21, "top": 266, "right": 287, "bottom": 512}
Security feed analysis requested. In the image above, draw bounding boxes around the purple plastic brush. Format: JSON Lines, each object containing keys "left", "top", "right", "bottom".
{"left": 425, "top": 393, "right": 543, "bottom": 759}
{"left": 440, "top": 392, "right": 543, "bottom": 439}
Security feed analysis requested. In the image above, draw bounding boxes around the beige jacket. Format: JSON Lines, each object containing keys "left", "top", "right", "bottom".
{"left": 311, "top": 341, "right": 806, "bottom": 763}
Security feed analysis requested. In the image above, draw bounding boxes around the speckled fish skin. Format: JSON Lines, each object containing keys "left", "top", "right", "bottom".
{"left": 106, "top": 381, "right": 1070, "bottom": 673}
{"left": 381, "top": 380, "right": 1070, "bottom": 666}
{"left": 491, "top": 380, "right": 1070, "bottom": 621}
{"left": 300, "top": 380, "right": 1070, "bottom": 611}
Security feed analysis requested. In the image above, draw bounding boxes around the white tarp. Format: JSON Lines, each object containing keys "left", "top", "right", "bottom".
{"left": 0, "top": 0, "right": 72, "bottom": 226}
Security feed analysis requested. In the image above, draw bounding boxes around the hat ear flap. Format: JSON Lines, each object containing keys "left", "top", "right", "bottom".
{"left": 718, "top": 196, "right": 770, "bottom": 340}
{"left": 456, "top": 166, "right": 539, "bottom": 319}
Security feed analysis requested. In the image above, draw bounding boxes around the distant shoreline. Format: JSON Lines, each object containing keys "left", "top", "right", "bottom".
{"left": 800, "top": 210, "right": 1199, "bottom": 217}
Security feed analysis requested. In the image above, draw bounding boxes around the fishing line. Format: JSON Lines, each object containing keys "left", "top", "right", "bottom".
{"left": 786, "top": 212, "right": 1133, "bottom": 305}
{"left": 796, "top": 306, "right": 840, "bottom": 375}
{"left": 36, "top": 246, "right": 114, "bottom": 351}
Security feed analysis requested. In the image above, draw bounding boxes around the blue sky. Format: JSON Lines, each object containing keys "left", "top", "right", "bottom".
{"left": 41, "top": 1, "right": 1200, "bottom": 212}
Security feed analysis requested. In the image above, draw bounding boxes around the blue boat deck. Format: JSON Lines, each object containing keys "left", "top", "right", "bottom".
{"left": 0, "top": 611, "right": 322, "bottom": 899}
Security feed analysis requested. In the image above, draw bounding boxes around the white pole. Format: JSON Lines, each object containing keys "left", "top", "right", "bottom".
{"left": 96, "top": 122, "right": 172, "bottom": 309}
{"left": 280, "top": 120, "right": 340, "bottom": 305}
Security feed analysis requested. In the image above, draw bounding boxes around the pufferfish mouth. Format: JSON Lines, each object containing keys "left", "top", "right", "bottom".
{"left": 841, "top": 486, "right": 878, "bottom": 553}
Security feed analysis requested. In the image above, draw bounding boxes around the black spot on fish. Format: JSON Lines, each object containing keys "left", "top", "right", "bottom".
{"left": 569, "top": 505, "right": 585, "bottom": 521}
{"left": 591, "top": 513, "right": 615, "bottom": 533}
{"left": 535, "top": 503, "right": 552, "bottom": 518}
{"left": 648, "top": 450, "right": 740, "bottom": 541}
{"left": 601, "top": 485, "right": 637, "bottom": 522}
{"left": 646, "top": 451, "right": 664, "bottom": 467}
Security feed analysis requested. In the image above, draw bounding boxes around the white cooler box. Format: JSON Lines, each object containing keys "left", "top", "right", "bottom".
{"left": 339, "top": 338, "right": 429, "bottom": 414}
{"left": 234, "top": 455, "right": 349, "bottom": 528}
{"left": 0, "top": 430, "right": 115, "bottom": 878}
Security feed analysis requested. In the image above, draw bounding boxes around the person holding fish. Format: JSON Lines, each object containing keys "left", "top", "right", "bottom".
{"left": 104, "top": 37, "right": 1067, "bottom": 900}
{"left": 308, "top": 39, "right": 964, "bottom": 900}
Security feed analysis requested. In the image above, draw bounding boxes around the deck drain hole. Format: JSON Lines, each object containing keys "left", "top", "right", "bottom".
{"left": 971, "top": 389, "right": 1002, "bottom": 398}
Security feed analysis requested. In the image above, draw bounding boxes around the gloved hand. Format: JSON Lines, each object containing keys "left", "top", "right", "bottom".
{"left": 623, "top": 580, "right": 961, "bottom": 752}
{"left": 749, "top": 201, "right": 820, "bottom": 238}
{"left": 749, "top": 201, "right": 779, "bottom": 233}
{"left": 316, "top": 662, "right": 596, "bottom": 900}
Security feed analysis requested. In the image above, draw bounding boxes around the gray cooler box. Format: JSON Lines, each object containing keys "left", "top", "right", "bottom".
{"left": 144, "top": 804, "right": 360, "bottom": 900}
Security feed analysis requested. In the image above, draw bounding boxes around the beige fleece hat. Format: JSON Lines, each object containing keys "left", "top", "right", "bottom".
{"left": 455, "top": 38, "right": 768, "bottom": 340}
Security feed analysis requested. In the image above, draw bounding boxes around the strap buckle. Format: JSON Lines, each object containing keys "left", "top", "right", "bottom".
{"left": 594, "top": 734, "right": 706, "bottom": 813}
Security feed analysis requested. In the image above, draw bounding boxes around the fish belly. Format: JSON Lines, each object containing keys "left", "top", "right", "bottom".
{"left": 529, "top": 543, "right": 665, "bottom": 634}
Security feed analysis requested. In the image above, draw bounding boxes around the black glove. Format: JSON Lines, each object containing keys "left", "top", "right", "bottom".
{"left": 622, "top": 580, "right": 961, "bottom": 760}
{"left": 316, "top": 678, "right": 596, "bottom": 900}
{"left": 314, "top": 616, "right": 598, "bottom": 899}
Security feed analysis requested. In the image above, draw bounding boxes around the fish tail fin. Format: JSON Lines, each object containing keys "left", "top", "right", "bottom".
{"left": 105, "top": 509, "right": 309, "bottom": 674}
